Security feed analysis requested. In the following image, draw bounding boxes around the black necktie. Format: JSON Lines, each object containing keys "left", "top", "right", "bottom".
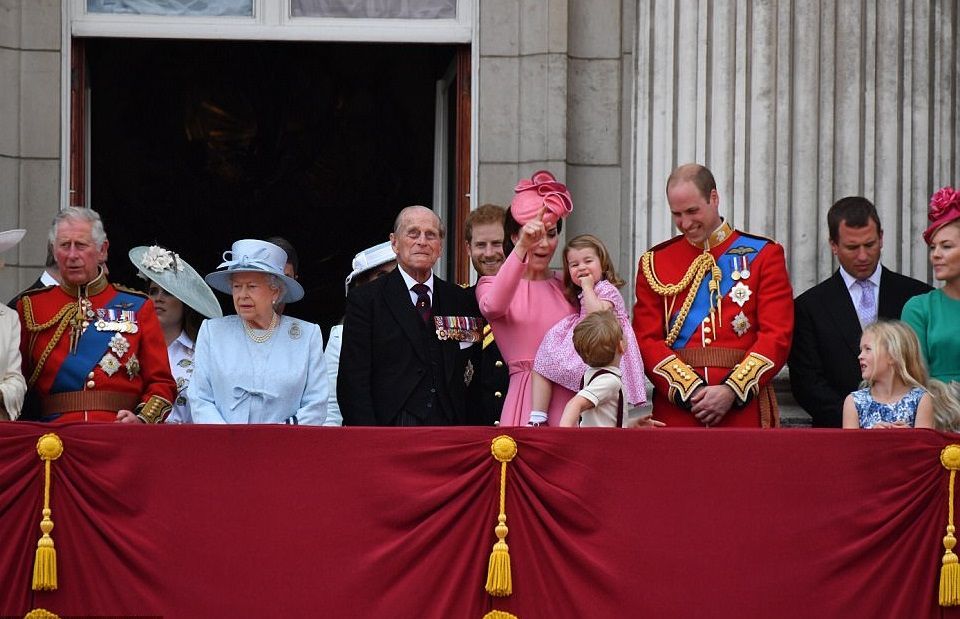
{"left": 411, "top": 283, "right": 432, "bottom": 325}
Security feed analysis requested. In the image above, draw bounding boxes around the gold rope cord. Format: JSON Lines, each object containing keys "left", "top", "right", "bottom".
{"left": 640, "top": 251, "right": 719, "bottom": 346}
{"left": 941, "top": 445, "right": 960, "bottom": 606}
{"left": 32, "top": 433, "right": 63, "bottom": 591}
{"left": 486, "top": 435, "right": 518, "bottom": 597}
{"left": 21, "top": 297, "right": 78, "bottom": 388}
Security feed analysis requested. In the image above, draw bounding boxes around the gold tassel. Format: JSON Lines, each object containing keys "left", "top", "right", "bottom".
{"left": 486, "top": 435, "right": 517, "bottom": 597}
{"left": 482, "top": 611, "right": 518, "bottom": 619}
{"left": 32, "top": 434, "right": 63, "bottom": 592}
{"left": 24, "top": 609, "right": 61, "bottom": 619}
{"left": 940, "top": 445, "right": 960, "bottom": 606}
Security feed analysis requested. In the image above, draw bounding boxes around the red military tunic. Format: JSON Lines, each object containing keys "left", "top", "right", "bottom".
{"left": 632, "top": 221, "right": 794, "bottom": 427}
{"left": 18, "top": 271, "right": 175, "bottom": 423}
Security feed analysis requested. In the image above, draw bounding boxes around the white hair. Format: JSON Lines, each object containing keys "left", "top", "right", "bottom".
{"left": 48, "top": 207, "right": 108, "bottom": 249}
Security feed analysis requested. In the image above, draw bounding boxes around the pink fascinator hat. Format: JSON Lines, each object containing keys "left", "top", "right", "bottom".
{"left": 510, "top": 170, "right": 573, "bottom": 227}
{"left": 923, "top": 186, "right": 960, "bottom": 244}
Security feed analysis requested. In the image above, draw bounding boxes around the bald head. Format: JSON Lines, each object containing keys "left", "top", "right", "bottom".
{"left": 394, "top": 205, "right": 445, "bottom": 239}
{"left": 666, "top": 163, "right": 717, "bottom": 202}
{"left": 390, "top": 205, "right": 444, "bottom": 283}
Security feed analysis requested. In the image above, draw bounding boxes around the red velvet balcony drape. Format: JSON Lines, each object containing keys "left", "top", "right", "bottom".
{"left": 1, "top": 423, "right": 959, "bottom": 618}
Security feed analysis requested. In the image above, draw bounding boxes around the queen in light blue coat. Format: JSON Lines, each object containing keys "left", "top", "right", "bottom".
{"left": 189, "top": 239, "right": 327, "bottom": 425}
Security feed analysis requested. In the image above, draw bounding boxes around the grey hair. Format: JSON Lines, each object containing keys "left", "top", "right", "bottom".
{"left": 48, "top": 207, "right": 108, "bottom": 249}
{"left": 267, "top": 274, "right": 286, "bottom": 301}
{"left": 393, "top": 205, "right": 445, "bottom": 239}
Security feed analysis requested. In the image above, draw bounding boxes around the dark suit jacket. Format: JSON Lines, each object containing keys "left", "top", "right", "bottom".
{"left": 7, "top": 274, "right": 48, "bottom": 309}
{"left": 338, "top": 268, "right": 482, "bottom": 426}
{"left": 789, "top": 266, "right": 931, "bottom": 427}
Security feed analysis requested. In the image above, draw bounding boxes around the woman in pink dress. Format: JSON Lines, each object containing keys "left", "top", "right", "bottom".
{"left": 477, "top": 170, "right": 575, "bottom": 426}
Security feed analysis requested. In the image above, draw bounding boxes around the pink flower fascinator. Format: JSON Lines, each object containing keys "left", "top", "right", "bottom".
{"left": 510, "top": 170, "right": 573, "bottom": 227}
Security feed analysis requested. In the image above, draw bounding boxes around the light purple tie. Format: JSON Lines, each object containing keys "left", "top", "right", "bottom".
{"left": 855, "top": 279, "right": 876, "bottom": 326}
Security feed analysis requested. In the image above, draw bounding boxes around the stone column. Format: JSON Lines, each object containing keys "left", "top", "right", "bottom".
{"left": 0, "top": 0, "right": 61, "bottom": 301}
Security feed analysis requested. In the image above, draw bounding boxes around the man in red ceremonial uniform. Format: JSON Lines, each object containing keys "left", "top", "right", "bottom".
{"left": 17, "top": 207, "right": 175, "bottom": 423}
{"left": 632, "top": 164, "right": 794, "bottom": 427}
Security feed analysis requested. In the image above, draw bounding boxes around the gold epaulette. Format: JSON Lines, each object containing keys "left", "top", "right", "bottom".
{"left": 724, "top": 352, "right": 774, "bottom": 402}
{"left": 652, "top": 354, "right": 703, "bottom": 402}
{"left": 136, "top": 395, "right": 172, "bottom": 424}
{"left": 112, "top": 284, "right": 148, "bottom": 297}
{"left": 20, "top": 295, "right": 78, "bottom": 388}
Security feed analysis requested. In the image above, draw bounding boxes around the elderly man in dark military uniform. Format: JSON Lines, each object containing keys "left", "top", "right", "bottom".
{"left": 464, "top": 204, "right": 510, "bottom": 425}
{"left": 17, "top": 207, "right": 176, "bottom": 423}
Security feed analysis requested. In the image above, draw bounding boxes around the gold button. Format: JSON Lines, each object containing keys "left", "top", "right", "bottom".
{"left": 702, "top": 317, "right": 710, "bottom": 324}
{"left": 748, "top": 361, "right": 756, "bottom": 367}
{"left": 672, "top": 363, "right": 680, "bottom": 369}
{"left": 494, "top": 391, "right": 503, "bottom": 398}
{"left": 87, "top": 371, "right": 95, "bottom": 379}
{"left": 495, "top": 361, "right": 503, "bottom": 368}
{"left": 704, "top": 338, "right": 712, "bottom": 344}
{"left": 86, "top": 380, "right": 95, "bottom": 389}
{"left": 703, "top": 327, "right": 711, "bottom": 334}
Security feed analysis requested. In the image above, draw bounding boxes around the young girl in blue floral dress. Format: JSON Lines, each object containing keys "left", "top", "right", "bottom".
{"left": 842, "top": 320, "right": 960, "bottom": 430}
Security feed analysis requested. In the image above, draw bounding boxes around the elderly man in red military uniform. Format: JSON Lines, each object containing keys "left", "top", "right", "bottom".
{"left": 17, "top": 207, "right": 175, "bottom": 423}
{"left": 632, "top": 164, "right": 793, "bottom": 428}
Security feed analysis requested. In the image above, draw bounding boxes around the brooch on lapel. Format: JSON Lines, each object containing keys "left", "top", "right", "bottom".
{"left": 464, "top": 359, "right": 475, "bottom": 386}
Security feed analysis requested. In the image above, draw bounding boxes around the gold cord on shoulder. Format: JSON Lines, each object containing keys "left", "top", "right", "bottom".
{"left": 21, "top": 296, "right": 78, "bottom": 388}
{"left": 640, "top": 251, "right": 720, "bottom": 346}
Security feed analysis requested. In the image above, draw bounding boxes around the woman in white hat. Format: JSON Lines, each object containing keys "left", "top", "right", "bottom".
{"left": 129, "top": 245, "right": 223, "bottom": 423}
{"left": 0, "top": 229, "right": 27, "bottom": 420}
{"left": 189, "top": 239, "right": 328, "bottom": 424}
{"left": 323, "top": 241, "right": 397, "bottom": 426}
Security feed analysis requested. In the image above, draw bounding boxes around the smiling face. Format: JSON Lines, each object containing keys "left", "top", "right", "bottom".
{"left": 930, "top": 221, "right": 960, "bottom": 285}
{"left": 667, "top": 180, "right": 722, "bottom": 246}
{"left": 565, "top": 245, "right": 603, "bottom": 288}
{"left": 512, "top": 223, "right": 561, "bottom": 277}
{"left": 148, "top": 283, "right": 185, "bottom": 331}
{"left": 468, "top": 222, "right": 505, "bottom": 277}
{"left": 231, "top": 272, "right": 278, "bottom": 327}
{"left": 831, "top": 220, "right": 883, "bottom": 281}
{"left": 858, "top": 331, "right": 891, "bottom": 382}
{"left": 54, "top": 218, "right": 109, "bottom": 285}
{"left": 391, "top": 207, "right": 443, "bottom": 283}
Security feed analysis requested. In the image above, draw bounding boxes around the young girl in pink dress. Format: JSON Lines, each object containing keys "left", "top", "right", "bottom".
{"left": 529, "top": 235, "right": 646, "bottom": 423}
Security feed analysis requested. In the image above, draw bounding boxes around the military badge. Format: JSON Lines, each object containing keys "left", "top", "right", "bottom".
{"left": 434, "top": 315, "right": 485, "bottom": 343}
{"left": 99, "top": 352, "right": 121, "bottom": 376}
{"left": 125, "top": 353, "right": 141, "bottom": 380}
{"left": 728, "top": 282, "right": 752, "bottom": 307}
{"left": 731, "top": 311, "right": 751, "bottom": 337}
{"left": 289, "top": 322, "right": 302, "bottom": 340}
{"left": 109, "top": 333, "right": 130, "bottom": 358}
{"left": 464, "top": 359, "right": 475, "bottom": 386}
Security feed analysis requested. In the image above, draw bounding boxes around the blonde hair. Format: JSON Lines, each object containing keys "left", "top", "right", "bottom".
{"left": 562, "top": 234, "right": 624, "bottom": 305}
{"left": 572, "top": 311, "right": 622, "bottom": 368}
{"left": 862, "top": 320, "right": 960, "bottom": 431}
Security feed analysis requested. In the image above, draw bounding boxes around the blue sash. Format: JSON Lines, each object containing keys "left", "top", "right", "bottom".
{"left": 671, "top": 235, "right": 768, "bottom": 348}
{"left": 50, "top": 291, "right": 146, "bottom": 394}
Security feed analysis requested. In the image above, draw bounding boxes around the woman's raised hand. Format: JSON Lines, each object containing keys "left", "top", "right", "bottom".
{"left": 515, "top": 208, "right": 546, "bottom": 254}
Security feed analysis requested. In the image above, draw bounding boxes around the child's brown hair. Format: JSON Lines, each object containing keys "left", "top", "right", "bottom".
{"left": 562, "top": 234, "right": 624, "bottom": 305}
{"left": 572, "top": 311, "right": 622, "bottom": 368}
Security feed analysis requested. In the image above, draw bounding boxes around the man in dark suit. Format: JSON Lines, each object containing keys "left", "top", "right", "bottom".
{"left": 464, "top": 204, "right": 509, "bottom": 425}
{"left": 338, "top": 205, "right": 483, "bottom": 426}
{"left": 789, "top": 197, "right": 931, "bottom": 427}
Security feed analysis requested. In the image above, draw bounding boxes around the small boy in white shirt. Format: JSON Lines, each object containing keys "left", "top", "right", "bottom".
{"left": 559, "top": 311, "right": 663, "bottom": 428}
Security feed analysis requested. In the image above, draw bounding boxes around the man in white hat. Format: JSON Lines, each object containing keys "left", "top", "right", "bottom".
{"left": 0, "top": 228, "right": 28, "bottom": 420}
{"left": 17, "top": 207, "right": 176, "bottom": 423}
{"left": 338, "top": 205, "right": 484, "bottom": 426}
{"left": 323, "top": 240, "right": 397, "bottom": 426}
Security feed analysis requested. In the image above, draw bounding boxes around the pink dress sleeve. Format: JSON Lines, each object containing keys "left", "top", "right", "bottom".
{"left": 477, "top": 250, "right": 528, "bottom": 320}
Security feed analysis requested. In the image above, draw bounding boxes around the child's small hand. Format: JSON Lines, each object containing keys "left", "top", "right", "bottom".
{"left": 630, "top": 415, "right": 665, "bottom": 429}
{"left": 578, "top": 272, "right": 595, "bottom": 291}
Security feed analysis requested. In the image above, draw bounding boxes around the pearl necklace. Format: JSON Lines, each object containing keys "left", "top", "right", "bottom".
{"left": 243, "top": 312, "right": 279, "bottom": 343}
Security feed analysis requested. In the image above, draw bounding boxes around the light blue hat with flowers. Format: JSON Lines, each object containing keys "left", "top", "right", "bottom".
{"left": 129, "top": 245, "right": 223, "bottom": 319}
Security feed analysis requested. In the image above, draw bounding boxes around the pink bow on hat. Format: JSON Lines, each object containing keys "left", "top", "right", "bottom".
{"left": 510, "top": 170, "right": 573, "bottom": 227}
{"left": 923, "top": 185, "right": 960, "bottom": 244}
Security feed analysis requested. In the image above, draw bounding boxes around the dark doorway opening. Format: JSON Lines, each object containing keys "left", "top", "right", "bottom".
{"left": 85, "top": 37, "right": 460, "bottom": 333}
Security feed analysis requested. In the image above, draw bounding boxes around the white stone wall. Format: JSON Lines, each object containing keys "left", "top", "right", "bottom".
{"left": 0, "top": 0, "right": 61, "bottom": 302}
{"left": 632, "top": 0, "right": 960, "bottom": 294}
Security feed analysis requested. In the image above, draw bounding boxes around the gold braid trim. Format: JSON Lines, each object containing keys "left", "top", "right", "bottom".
{"left": 640, "top": 251, "right": 718, "bottom": 346}
{"left": 21, "top": 296, "right": 78, "bottom": 388}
